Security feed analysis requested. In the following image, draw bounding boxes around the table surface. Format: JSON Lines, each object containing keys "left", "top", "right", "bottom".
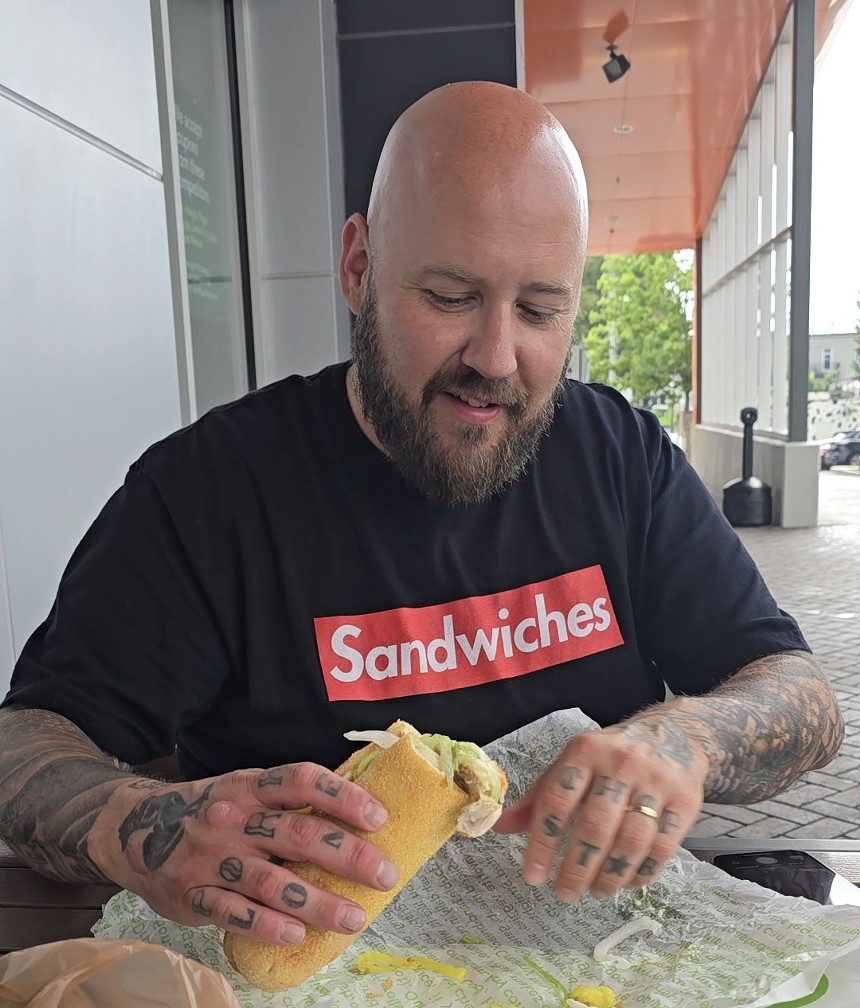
{"left": 2, "top": 837, "right": 860, "bottom": 954}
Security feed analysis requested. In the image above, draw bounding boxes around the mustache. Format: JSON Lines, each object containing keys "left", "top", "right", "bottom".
{"left": 422, "top": 366, "right": 528, "bottom": 411}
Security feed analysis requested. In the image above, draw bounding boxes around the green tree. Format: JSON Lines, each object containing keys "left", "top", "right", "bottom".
{"left": 574, "top": 255, "right": 603, "bottom": 344}
{"left": 584, "top": 252, "right": 693, "bottom": 408}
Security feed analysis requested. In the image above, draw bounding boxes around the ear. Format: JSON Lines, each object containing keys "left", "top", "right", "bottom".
{"left": 339, "top": 213, "right": 371, "bottom": 315}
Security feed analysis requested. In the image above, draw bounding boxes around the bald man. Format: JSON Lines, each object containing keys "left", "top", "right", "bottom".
{"left": 0, "top": 83, "right": 842, "bottom": 948}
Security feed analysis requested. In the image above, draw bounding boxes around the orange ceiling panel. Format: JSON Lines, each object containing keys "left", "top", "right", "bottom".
{"left": 524, "top": 0, "right": 845, "bottom": 255}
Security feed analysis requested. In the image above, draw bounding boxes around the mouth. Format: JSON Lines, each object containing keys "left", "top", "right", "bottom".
{"left": 442, "top": 390, "right": 505, "bottom": 426}
{"left": 453, "top": 392, "right": 499, "bottom": 409}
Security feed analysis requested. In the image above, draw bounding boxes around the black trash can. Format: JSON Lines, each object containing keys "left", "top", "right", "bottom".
{"left": 722, "top": 407, "right": 772, "bottom": 527}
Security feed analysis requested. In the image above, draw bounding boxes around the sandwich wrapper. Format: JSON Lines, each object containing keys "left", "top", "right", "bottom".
{"left": 92, "top": 710, "right": 860, "bottom": 1007}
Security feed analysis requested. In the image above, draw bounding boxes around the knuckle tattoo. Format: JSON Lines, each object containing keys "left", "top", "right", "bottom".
{"left": 257, "top": 771, "right": 283, "bottom": 789}
{"left": 245, "top": 810, "right": 281, "bottom": 838}
{"left": 314, "top": 773, "right": 343, "bottom": 799}
{"left": 541, "top": 814, "right": 563, "bottom": 838}
{"left": 321, "top": 830, "right": 345, "bottom": 850}
{"left": 575, "top": 840, "right": 601, "bottom": 867}
{"left": 227, "top": 907, "right": 256, "bottom": 930}
{"left": 281, "top": 881, "right": 308, "bottom": 909}
{"left": 219, "top": 857, "right": 243, "bottom": 884}
{"left": 558, "top": 766, "right": 584, "bottom": 790}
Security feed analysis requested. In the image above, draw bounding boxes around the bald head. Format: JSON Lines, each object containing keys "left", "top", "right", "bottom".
{"left": 367, "top": 82, "right": 588, "bottom": 259}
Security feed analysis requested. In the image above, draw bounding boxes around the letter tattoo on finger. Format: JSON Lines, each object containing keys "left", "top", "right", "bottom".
{"left": 638, "top": 856, "right": 659, "bottom": 877}
{"left": 245, "top": 811, "right": 281, "bottom": 838}
{"left": 542, "top": 814, "right": 562, "bottom": 838}
{"left": 576, "top": 841, "right": 601, "bottom": 867}
{"left": 257, "top": 771, "right": 283, "bottom": 789}
{"left": 322, "top": 831, "right": 345, "bottom": 849}
{"left": 659, "top": 809, "right": 682, "bottom": 835}
{"left": 282, "top": 882, "right": 308, "bottom": 908}
{"left": 314, "top": 774, "right": 342, "bottom": 798}
{"left": 559, "top": 766, "right": 584, "bottom": 790}
{"left": 227, "top": 908, "right": 255, "bottom": 930}
{"left": 607, "top": 853, "right": 632, "bottom": 876}
{"left": 594, "top": 776, "right": 629, "bottom": 804}
{"left": 190, "top": 890, "right": 213, "bottom": 918}
{"left": 219, "top": 857, "right": 243, "bottom": 883}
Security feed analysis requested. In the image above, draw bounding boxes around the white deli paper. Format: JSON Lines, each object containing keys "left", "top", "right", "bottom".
{"left": 94, "top": 710, "right": 860, "bottom": 1007}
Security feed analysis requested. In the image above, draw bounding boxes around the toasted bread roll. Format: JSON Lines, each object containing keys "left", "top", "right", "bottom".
{"left": 223, "top": 722, "right": 506, "bottom": 991}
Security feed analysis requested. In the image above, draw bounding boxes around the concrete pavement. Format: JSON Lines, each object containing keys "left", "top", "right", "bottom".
{"left": 692, "top": 467, "right": 860, "bottom": 840}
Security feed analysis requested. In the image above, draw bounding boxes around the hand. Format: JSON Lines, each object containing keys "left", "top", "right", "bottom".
{"left": 494, "top": 718, "right": 708, "bottom": 900}
{"left": 89, "top": 763, "right": 398, "bottom": 946}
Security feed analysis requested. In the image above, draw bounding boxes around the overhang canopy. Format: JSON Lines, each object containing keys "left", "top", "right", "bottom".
{"left": 524, "top": 0, "right": 849, "bottom": 255}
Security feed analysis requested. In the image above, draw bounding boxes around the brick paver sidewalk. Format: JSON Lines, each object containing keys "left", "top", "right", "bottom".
{"left": 692, "top": 522, "right": 860, "bottom": 840}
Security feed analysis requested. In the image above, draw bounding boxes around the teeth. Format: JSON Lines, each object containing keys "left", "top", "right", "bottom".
{"left": 458, "top": 394, "right": 490, "bottom": 408}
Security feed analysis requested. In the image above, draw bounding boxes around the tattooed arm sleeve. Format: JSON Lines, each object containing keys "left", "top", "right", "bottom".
{"left": 0, "top": 706, "right": 143, "bottom": 883}
{"left": 622, "top": 651, "right": 844, "bottom": 804}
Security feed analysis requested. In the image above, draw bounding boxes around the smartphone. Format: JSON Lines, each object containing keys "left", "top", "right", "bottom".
{"left": 713, "top": 850, "right": 860, "bottom": 906}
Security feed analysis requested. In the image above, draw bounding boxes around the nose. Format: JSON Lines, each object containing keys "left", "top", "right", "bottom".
{"left": 460, "top": 305, "right": 518, "bottom": 380}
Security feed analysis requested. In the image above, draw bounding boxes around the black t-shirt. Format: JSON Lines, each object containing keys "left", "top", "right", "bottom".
{"left": 4, "top": 363, "right": 808, "bottom": 778}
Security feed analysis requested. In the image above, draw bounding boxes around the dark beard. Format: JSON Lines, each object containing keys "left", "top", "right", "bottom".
{"left": 350, "top": 281, "right": 568, "bottom": 506}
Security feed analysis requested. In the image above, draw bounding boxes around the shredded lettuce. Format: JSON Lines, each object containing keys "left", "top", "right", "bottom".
{"left": 352, "top": 750, "right": 380, "bottom": 780}
{"left": 343, "top": 729, "right": 399, "bottom": 749}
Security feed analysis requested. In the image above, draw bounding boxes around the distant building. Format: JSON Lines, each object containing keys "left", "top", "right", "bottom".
{"left": 809, "top": 332, "right": 856, "bottom": 379}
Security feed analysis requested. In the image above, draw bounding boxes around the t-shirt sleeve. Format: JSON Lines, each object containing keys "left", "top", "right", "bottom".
{"left": 633, "top": 414, "right": 809, "bottom": 695}
{"left": 3, "top": 465, "right": 231, "bottom": 765}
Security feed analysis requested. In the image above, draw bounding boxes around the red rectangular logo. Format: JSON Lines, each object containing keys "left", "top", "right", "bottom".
{"left": 314, "top": 566, "right": 623, "bottom": 702}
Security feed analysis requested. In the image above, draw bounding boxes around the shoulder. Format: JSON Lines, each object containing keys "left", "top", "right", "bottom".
{"left": 131, "top": 363, "right": 348, "bottom": 477}
{"left": 555, "top": 380, "right": 666, "bottom": 453}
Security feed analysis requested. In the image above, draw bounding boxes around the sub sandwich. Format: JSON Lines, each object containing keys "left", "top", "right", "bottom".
{"left": 223, "top": 720, "right": 508, "bottom": 991}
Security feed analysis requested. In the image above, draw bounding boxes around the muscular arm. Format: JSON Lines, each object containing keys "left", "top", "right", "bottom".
{"left": 619, "top": 650, "right": 844, "bottom": 803}
{"left": 0, "top": 706, "right": 140, "bottom": 883}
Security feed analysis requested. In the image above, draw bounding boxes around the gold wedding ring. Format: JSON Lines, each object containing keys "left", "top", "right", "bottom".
{"left": 627, "top": 803, "right": 659, "bottom": 820}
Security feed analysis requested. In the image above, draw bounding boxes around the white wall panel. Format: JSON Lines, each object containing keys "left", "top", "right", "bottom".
{"left": 259, "top": 275, "right": 341, "bottom": 380}
{"left": 238, "top": 0, "right": 351, "bottom": 386}
{"left": 0, "top": 100, "right": 181, "bottom": 679}
{"left": 1, "top": 0, "right": 162, "bottom": 171}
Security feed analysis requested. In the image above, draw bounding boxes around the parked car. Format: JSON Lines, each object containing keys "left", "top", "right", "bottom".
{"left": 820, "top": 430, "right": 860, "bottom": 470}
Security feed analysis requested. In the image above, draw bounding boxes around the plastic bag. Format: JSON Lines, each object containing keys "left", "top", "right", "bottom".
{"left": 0, "top": 938, "right": 241, "bottom": 1007}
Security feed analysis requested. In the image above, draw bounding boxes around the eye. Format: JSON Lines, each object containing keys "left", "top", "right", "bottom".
{"left": 518, "top": 303, "right": 557, "bottom": 324}
{"left": 424, "top": 290, "right": 473, "bottom": 310}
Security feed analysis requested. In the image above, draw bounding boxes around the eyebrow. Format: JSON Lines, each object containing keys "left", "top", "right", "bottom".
{"left": 418, "top": 265, "right": 575, "bottom": 301}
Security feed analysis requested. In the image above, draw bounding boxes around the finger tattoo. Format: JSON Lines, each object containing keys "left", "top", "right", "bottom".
{"left": 227, "top": 908, "right": 255, "bottom": 930}
{"left": 594, "top": 776, "right": 628, "bottom": 804}
{"left": 576, "top": 841, "right": 601, "bottom": 867}
{"left": 282, "top": 882, "right": 308, "bottom": 908}
{"left": 542, "top": 814, "right": 562, "bottom": 838}
{"left": 638, "top": 856, "right": 659, "bottom": 877}
{"left": 219, "top": 857, "right": 243, "bottom": 883}
{"left": 559, "top": 766, "right": 584, "bottom": 790}
{"left": 607, "top": 853, "right": 632, "bottom": 876}
{"left": 636, "top": 793, "right": 658, "bottom": 808}
{"left": 659, "top": 810, "right": 682, "bottom": 835}
{"left": 257, "top": 771, "right": 283, "bottom": 789}
{"left": 322, "top": 830, "right": 345, "bottom": 850}
{"left": 314, "top": 774, "right": 342, "bottom": 798}
{"left": 190, "top": 890, "right": 213, "bottom": 918}
{"left": 245, "top": 811, "right": 281, "bottom": 838}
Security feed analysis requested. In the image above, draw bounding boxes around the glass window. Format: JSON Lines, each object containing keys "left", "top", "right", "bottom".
{"left": 167, "top": 0, "right": 251, "bottom": 415}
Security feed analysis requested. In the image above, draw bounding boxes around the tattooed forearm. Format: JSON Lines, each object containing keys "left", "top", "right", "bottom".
{"left": 0, "top": 707, "right": 143, "bottom": 883}
{"left": 624, "top": 651, "right": 844, "bottom": 804}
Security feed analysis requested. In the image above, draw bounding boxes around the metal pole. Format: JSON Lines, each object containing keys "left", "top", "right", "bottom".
{"left": 788, "top": 0, "right": 815, "bottom": 442}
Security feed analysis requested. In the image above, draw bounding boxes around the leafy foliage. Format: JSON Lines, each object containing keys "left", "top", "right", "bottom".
{"left": 584, "top": 253, "right": 693, "bottom": 407}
